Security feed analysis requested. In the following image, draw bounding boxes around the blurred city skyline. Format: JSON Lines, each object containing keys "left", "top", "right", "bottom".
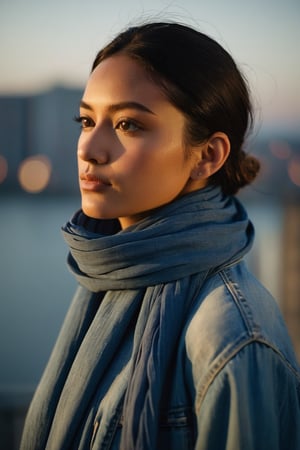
{"left": 0, "top": 0, "right": 300, "bottom": 136}
{"left": 0, "top": 85, "right": 299, "bottom": 198}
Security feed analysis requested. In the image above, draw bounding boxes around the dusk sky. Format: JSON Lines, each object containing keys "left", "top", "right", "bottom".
{"left": 1, "top": 0, "right": 299, "bottom": 135}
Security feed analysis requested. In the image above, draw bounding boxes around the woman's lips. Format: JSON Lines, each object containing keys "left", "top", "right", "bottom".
{"left": 79, "top": 173, "right": 111, "bottom": 191}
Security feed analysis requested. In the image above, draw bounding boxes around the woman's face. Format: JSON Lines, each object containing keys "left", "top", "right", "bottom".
{"left": 77, "top": 54, "right": 205, "bottom": 228}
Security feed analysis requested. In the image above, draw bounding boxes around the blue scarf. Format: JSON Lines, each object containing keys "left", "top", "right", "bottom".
{"left": 21, "top": 186, "right": 254, "bottom": 450}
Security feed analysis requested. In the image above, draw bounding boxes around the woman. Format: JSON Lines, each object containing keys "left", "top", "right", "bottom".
{"left": 21, "top": 22, "right": 300, "bottom": 450}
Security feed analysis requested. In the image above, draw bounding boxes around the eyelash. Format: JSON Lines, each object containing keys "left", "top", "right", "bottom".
{"left": 73, "top": 115, "right": 143, "bottom": 133}
{"left": 73, "top": 115, "right": 94, "bottom": 129}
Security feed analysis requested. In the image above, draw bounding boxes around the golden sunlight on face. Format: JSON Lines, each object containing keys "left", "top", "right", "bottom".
{"left": 77, "top": 54, "right": 205, "bottom": 228}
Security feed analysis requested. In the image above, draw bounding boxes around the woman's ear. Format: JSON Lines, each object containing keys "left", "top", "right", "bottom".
{"left": 190, "top": 132, "right": 230, "bottom": 180}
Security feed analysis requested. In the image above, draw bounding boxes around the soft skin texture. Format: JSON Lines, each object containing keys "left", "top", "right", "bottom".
{"left": 77, "top": 54, "right": 209, "bottom": 229}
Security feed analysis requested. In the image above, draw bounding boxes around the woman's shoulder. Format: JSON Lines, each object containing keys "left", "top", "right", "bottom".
{"left": 184, "top": 260, "right": 300, "bottom": 397}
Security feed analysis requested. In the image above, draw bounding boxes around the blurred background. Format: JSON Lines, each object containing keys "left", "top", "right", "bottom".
{"left": 0, "top": 0, "right": 299, "bottom": 448}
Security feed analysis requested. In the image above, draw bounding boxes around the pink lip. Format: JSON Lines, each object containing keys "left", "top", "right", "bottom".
{"left": 79, "top": 173, "right": 111, "bottom": 191}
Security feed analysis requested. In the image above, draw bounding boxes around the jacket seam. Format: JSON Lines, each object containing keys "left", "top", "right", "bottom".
{"left": 219, "top": 268, "right": 259, "bottom": 335}
{"left": 195, "top": 337, "right": 300, "bottom": 413}
{"left": 218, "top": 266, "right": 300, "bottom": 379}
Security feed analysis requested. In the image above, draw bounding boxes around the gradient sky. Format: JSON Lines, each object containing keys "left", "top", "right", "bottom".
{"left": 0, "top": 0, "right": 299, "bottom": 134}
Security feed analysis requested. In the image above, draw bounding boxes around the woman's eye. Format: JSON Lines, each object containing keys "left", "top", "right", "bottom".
{"left": 115, "top": 120, "right": 141, "bottom": 133}
{"left": 73, "top": 115, "right": 94, "bottom": 129}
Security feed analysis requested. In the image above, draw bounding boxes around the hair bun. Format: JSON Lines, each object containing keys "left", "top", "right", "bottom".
{"left": 214, "top": 150, "right": 260, "bottom": 195}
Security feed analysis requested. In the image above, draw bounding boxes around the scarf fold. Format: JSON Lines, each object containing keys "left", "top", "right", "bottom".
{"left": 21, "top": 186, "right": 254, "bottom": 450}
{"left": 63, "top": 186, "right": 253, "bottom": 291}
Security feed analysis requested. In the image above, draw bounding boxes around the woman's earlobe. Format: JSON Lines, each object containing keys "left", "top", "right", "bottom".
{"left": 190, "top": 167, "right": 203, "bottom": 180}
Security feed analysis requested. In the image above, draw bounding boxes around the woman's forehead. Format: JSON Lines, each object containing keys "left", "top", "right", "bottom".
{"left": 82, "top": 54, "right": 174, "bottom": 112}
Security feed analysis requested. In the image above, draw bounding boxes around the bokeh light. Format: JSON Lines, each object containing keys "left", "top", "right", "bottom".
{"left": 288, "top": 156, "right": 300, "bottom": 187}
{"left": 18, "top": 155, "right": 52, "bottom": 193}
{"left": 0, "top": 155, "right": 8, "bottom": 184}
{"left": 269, "top": 140, "right": 291, "bottom": 160}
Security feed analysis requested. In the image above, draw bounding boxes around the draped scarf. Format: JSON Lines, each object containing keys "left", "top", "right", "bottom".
{"left": 21, "top": 186, "right": 254, "bottom": 450}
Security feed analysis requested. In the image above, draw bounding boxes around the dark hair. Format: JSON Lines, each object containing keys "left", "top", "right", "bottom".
{"left": 92, "top": 22, "right": 260, "bottom": 195}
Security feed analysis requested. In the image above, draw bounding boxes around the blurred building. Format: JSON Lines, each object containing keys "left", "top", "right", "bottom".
{"left": 0, "top": 87, "right": 82, "bottom": 194}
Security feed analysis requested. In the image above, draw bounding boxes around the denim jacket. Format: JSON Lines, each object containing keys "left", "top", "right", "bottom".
{"left": 86, "top": 260, "right": 300, "bottom": 450}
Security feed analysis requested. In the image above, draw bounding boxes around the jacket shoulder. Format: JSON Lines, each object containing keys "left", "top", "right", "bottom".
{"left": 185, "top": 261, "right": 300, "bottom": 403}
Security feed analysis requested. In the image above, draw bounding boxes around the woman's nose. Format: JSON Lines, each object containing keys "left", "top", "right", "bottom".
{"left": 77, "top": 129, "right": 110, "bottom": 165}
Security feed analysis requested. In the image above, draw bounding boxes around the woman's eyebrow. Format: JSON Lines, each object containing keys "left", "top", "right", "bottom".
{"left": 80, "top": 100, "right": 155, "bottom": 115}
{"left": 80, "top": 100, "right": 93, "bottom": 111}
{"left": 108, "top": 101, "right": 156, "bottom": 115}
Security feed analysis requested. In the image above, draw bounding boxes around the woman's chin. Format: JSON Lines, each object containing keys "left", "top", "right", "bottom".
{"left": 81, "top": 203, "right": 111, "bottom": 220}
